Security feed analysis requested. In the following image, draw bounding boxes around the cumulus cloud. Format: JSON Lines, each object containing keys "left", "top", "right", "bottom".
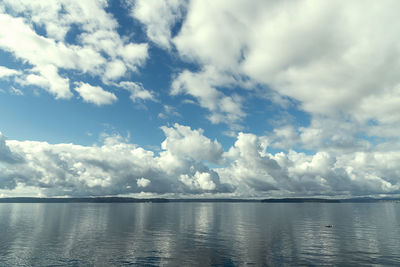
{"left": 0, "top": 133, "right": 24, "bottom": 165}
{"left": 0, "top": 0, "right": 148, "bottom": 100}
{"left": 137, "top": 177, "right": 151, "bottom": 188}
{"left": 131, "top": 0, "right": 188, "bottom": 49}
{"left": 160, "top": 123, "right": 223, "bottom": 164}
{"left": 74, "top": 82, "right": 117, "bottom": 106}
{"left": 1, "top": 124, "right": 400, "bottom": 197}
{"left": 0, "top": 66, "right": 21, "bottom": 78}
{"left": 158, "top": 105, "right": 181, "bottom": 119}
{"left": 268, "top": 126, "right": 299, "bottom": 150}
{"left": 235, "top": 0, "right": 400, "bottom": 125}
{"left": 171, "top": 66, "right": 246, "bottom": 125}
{"left": 179, "top": 171, "right": 216, "bottom": 191}
{"left": 132, "top": 0, "right": 400, "bottom": 140}
{"left": 117, "top": 81, "right": 156, "bottom": 102}
{"left": 0, "top": 124, "right": 231, "bottom": 196}
{"left": 217, "top": 132, "right": 400, "bottom": 197}
{"left": 2, "top": 1, "right": 400, "bottom": 198}
{"left": 104, "top": 60, "right": 127, "bottom": 81}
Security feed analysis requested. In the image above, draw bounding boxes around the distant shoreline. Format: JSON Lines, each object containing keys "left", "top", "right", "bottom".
{"left": 0, "top": 197, "right": 399, "bottom": 203}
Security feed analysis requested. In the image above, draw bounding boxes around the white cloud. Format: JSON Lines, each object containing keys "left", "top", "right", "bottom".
{"left": 180, "top": 171, "right": 216, "bottom": 191}
{"left": 0, "top": 0, "right": 148, "bottom": 101}
{"left": 35, "top": 65, "right": 71, "bottom": 99}
{"left": 0, "top": 12, "right": 99, "bottom": 98}
{"left": 74, "top": 82, "right": 117, "bottom": 106}
{"left": 0, "top": 66, "right": 21, "bottom": 78}
{"left": 0, "top": 13, "right": 104, "bottom": 71}
{"left": 137, "top": 177, "right": 151, "bottom": 188}
{"left": 2, "top": 1, "right": 400, "bottom": 198}
{"left": 133, "top": 0, "right": 400, "bottom": 139}
{"left": 131, "top": 0, "right": 187, "bottom": 48}
{"left": 132, "top": 1, "right": 251, "bottom": 126}
{"left": 9, "top": 87, "right": 24, "bottom": 96}
{"left": 0, "top": 132, "right": 24, "bottom": 165}
{"left": 118, "top": 81, "right": 156, "bottom": 102}
{"left": 104, "top": 60, "right": 127, "bottom": 81}
{"left": 21, "top": 74, "right": 48, "bottom": 88}
{"left": 268, "top": 126, "right": 298, "bottom": 150}
{"left": 172, "top": 0, "right": 248, "bottom": 69}
{"left": 1, "top": 125, "right": 400, "bottom": 197}
{"left": 240, "top": 1, "right": 400, "bottom": 134}
{"left": 217, "top": 132, "right": 400, "bottom": 197}
{"left": 171, "top": 66, "right": 245, "bottom": 124}
{"left": 119, "top": 43, "right": 148, "bottom": 70}
{"left": 298, "top": 117, "right": 371, "bottom": 153}
{"left": 0, "top": 124, "right": 231, "bottom": 196}
{"left": 158, "top": 105, "right": 181, "bottom": 119}
{"left": 160, "top": 123, "right": 223, "bottom": 164}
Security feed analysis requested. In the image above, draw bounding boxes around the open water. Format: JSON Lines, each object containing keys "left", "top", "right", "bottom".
{"left": 0, "top": 202, "right": 399, "bottom": 266}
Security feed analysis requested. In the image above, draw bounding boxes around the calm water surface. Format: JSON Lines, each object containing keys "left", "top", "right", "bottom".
{"left": 0, "top": 202, "right": 399, "bottom": 266}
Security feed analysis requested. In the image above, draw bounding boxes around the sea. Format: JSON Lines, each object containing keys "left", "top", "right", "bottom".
{"left": 0, "top": 202, "right": 399, "bottom": 266}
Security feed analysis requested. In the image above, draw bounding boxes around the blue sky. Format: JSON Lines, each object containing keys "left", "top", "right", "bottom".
{"left": 1, "top": 0, "right": 400, "bottom": 198}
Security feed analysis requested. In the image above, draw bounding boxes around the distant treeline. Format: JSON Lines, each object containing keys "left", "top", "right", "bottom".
{"left": 0, "top": 197, "right": 399, "bottom": 203}
{"left": 261, "top": 198, "right": 341, "bottom": 203}
{"left": 258, "top": 198, "right": 400, "bottom": 203}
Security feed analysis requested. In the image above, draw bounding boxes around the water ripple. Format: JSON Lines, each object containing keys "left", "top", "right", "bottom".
{"left": 0, "top": 203, "right": 399, "bottom": 266}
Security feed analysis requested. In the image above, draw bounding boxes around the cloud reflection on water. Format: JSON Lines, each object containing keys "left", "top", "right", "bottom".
{"left": 0, "top": 203, "right": 400, "bottom": 266}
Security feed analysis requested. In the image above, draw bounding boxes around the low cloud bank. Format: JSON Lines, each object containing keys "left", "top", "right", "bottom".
{"left": 1, "top": 125, "right": 399, "bottom": 198}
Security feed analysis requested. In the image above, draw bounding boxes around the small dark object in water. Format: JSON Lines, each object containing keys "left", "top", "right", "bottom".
{"left": 325, "top": 225, "right": 334, "bottom": 228}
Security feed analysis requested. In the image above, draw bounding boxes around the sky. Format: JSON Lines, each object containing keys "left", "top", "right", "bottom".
{"left": 1, "top": 0, "right": 400, "bottom": 198}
